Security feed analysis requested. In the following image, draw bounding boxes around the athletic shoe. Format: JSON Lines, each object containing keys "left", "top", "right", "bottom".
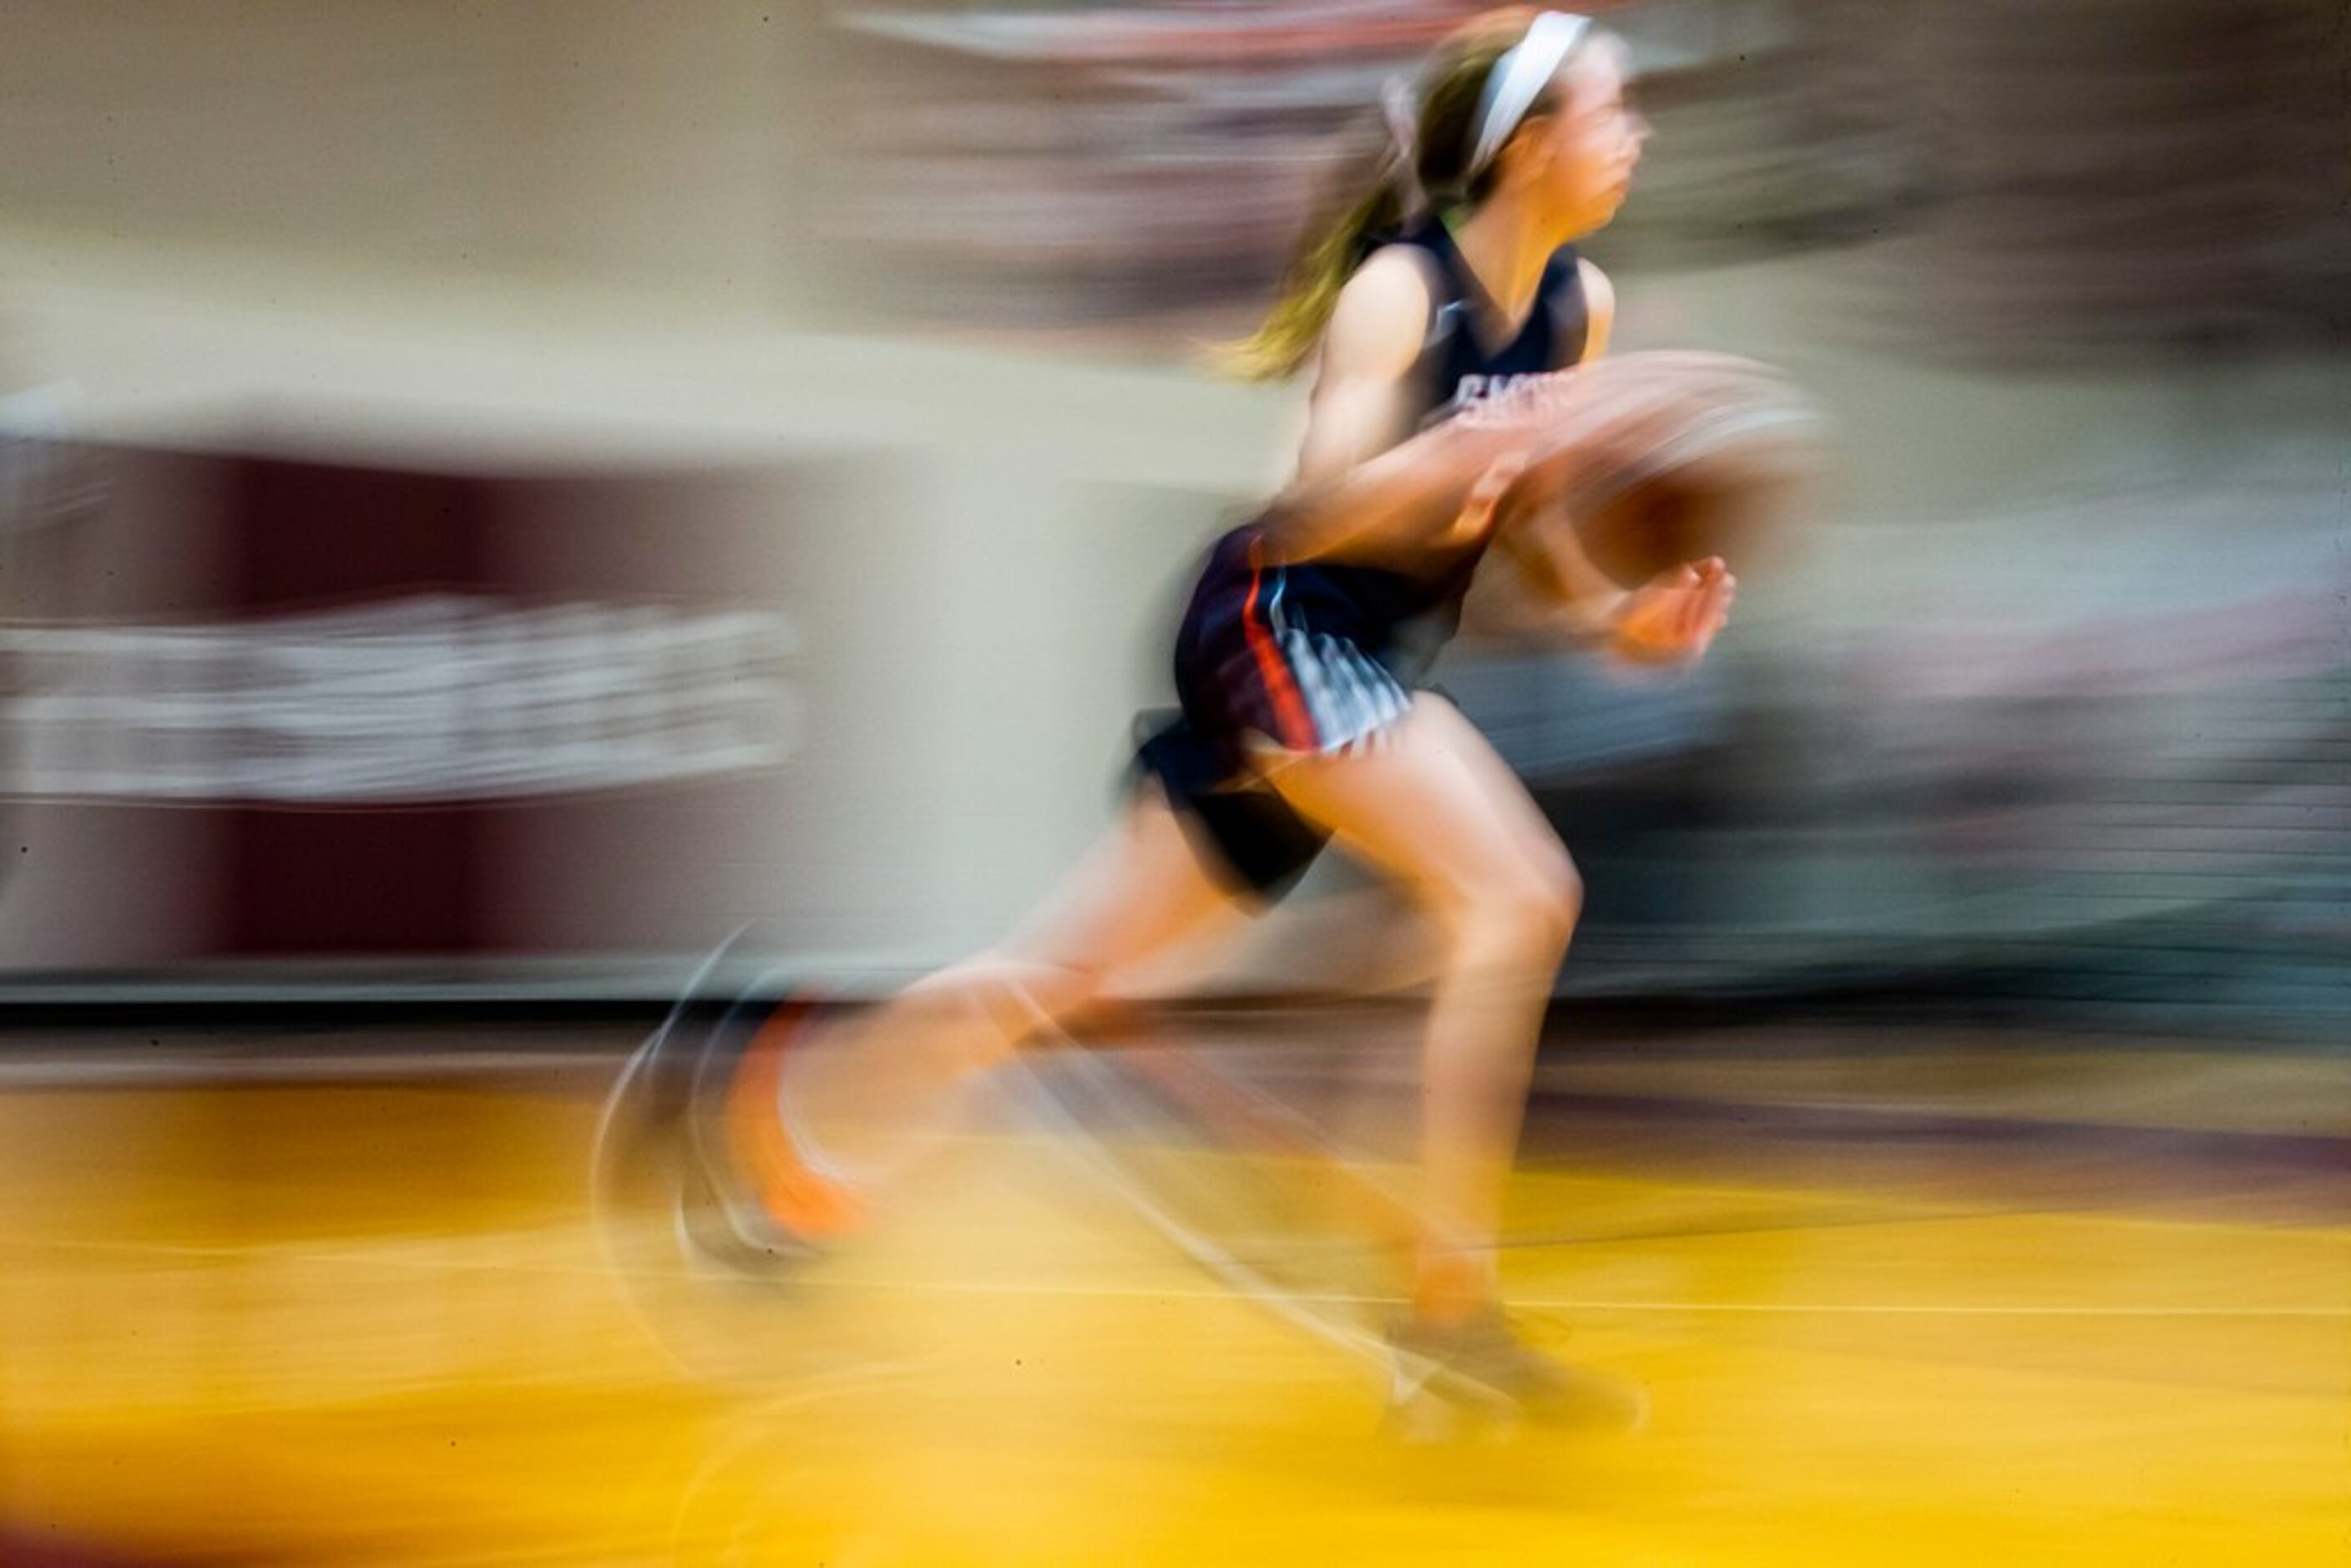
{"left": 1385, "top": 1306, "right": 1647, "bottom": 1437}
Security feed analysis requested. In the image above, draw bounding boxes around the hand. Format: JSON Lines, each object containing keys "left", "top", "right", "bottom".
{"left": 1610, "top": 557, "right": 1736, "bottom": 665}
{"left": 1444, "top": 448, "right": 1531, "bottom": 549}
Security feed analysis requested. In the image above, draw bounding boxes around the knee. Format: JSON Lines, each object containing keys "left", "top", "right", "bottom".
{"left": 1513, "top": 847, "right": 1585, "bottom": 954}
{"left": 913, "top": 955, "right": 1110, "bottom": 1050}
{"left": 1444, "top": 849, "right": 1582, "bottom": 967}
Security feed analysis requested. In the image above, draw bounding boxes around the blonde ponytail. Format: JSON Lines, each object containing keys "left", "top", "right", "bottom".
{"left": 1212, "top": 8, "right": 1546, "bottom": 382}
{"left": 1214, "top": 166, "right": 1407, "bottom": 382}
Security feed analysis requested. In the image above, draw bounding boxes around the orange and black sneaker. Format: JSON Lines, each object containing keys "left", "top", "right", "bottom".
{"left": 671, "top": 990, "right": 866, "bottom": 1276}
{"left": 720, "top": 1000, "right": 865, "bottom": 1245}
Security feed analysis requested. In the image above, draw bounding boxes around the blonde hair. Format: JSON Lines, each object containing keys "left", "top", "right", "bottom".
{"left": 1216, "top": 8, "right": 1564, "bottom": 382}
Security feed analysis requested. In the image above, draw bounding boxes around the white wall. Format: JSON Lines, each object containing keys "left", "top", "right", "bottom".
{"left": 0, "top": 2, "right": 2341, "bottom": 974}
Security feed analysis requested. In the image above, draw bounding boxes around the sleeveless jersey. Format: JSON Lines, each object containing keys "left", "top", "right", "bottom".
{"left": 1277, "top": 221, "right": 1590, "bottom": 649}
{"left": 1144, "top": 227, "right": 1590, "bottom": 892}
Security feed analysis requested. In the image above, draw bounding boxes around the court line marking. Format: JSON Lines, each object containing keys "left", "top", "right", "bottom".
{"left": 6, "top": 1227, "right": 2347, "bottom": 1319}
{"left": 0, "top": 1053, "right": 619, "bottom": 1088}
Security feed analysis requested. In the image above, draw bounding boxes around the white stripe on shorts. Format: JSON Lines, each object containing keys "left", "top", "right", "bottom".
{"left": 1279, "top": 629, "right": 1409, "bottom": 754}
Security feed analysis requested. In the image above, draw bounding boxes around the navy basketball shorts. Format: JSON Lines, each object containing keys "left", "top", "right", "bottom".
{"left": 1131, "top": 528, "right": 1415, "bottom": 900}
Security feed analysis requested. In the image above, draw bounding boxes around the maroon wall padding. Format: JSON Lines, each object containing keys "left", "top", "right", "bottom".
{"left": 220, "top": 456, "right": 491, "bottom": 956}
{"left": 229, "top": 455, "right": 488, "bottom": 612}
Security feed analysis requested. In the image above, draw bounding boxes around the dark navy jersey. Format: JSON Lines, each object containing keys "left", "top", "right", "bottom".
{"left": 1287, "top": 220, "right": 1590, "bottom": 650}
{"left": 1396, "top": 219, "right": 1589, "bottom": 428}
{"left": 1148, "top": 225, "right": 1591, "bottom": 888}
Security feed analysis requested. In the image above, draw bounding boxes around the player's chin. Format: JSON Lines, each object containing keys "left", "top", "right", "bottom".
{"left": 1584, "top": 183, "right": 1632, "bottom": 225}
{"left": 1611, "top": 643, "right": 1699, "bottom": 669}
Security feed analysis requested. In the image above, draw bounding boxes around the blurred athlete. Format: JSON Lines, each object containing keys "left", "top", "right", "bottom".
{"left": 708, "top": 8, "right": 1732, "bottom": 1419}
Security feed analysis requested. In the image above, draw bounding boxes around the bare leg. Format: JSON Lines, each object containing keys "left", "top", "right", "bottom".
{"left": 765, "top": 785, "right": 1250, "bottom": 1192}
{"left": 1261, "top": 695, "right": 1580, "bottom": 1320}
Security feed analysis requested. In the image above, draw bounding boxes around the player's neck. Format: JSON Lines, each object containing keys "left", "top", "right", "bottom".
{"left": 1445, "top": 200, "right": 1571, "bottom": 328}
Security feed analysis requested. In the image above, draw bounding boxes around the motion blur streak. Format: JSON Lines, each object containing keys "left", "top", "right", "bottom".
{"left": 0, "top": 2, "right": 2343, "bottom": 1563}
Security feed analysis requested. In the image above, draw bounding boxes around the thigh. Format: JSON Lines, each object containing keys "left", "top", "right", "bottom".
{"left": 991, "top": 783, "right": 1253, "bottom": 985}
{"left": 1256, "top": 694, "right": 1570, "bottom": 911}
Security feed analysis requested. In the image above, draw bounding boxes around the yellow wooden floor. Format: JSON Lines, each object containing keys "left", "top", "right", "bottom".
{"left": 2, "top": 1047, "right": 2345, "bottom": 1565}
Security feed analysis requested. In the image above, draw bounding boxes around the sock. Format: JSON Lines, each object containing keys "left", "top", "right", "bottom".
{"left": 1409, "top": 1246, "right": 1497, "bottom": 1326}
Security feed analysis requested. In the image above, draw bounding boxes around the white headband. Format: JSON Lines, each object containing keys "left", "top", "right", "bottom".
{"left": 1467, "top": 11, "right": 1592, "bottom": 181}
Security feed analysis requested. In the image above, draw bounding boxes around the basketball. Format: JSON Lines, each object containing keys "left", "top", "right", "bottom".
{"left": 1497, "top": 351, "right": 1824, "bottom": 587}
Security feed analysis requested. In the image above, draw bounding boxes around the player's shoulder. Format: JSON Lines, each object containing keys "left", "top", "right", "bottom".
{"left": 1323, "top": 244, "right": 1442, "bottom": 381}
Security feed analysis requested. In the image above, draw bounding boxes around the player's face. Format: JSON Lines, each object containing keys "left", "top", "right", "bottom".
{"left": 1530, "top": 40, "right": 1647, "bottom": 232}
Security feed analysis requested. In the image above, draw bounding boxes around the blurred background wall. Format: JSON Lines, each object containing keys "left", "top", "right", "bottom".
{"left": 0, "top": 0, "right": 2342, "bottom": 1034}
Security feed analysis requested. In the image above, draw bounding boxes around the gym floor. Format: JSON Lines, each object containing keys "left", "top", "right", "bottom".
{"left": 2, "top": 1019, "right": 2343, "bottom": 1565}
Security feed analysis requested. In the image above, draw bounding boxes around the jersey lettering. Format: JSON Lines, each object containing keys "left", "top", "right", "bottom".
{"left": 1453, "top": 372, "right": 1545, "bottom": 410}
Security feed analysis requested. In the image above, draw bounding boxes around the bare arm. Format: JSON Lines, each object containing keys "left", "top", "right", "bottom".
{"left": 1484, "top": 258, "right": 1630, "bottom": 629}
{"left": 1257, "top": 250, "right": 1534, "bottom": 566}
{"left": 1289, "top": 249, "right": 1427, "bottom": 488}
{"left": 1461, "top": 261, "right": 1737, "bottom": 664}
